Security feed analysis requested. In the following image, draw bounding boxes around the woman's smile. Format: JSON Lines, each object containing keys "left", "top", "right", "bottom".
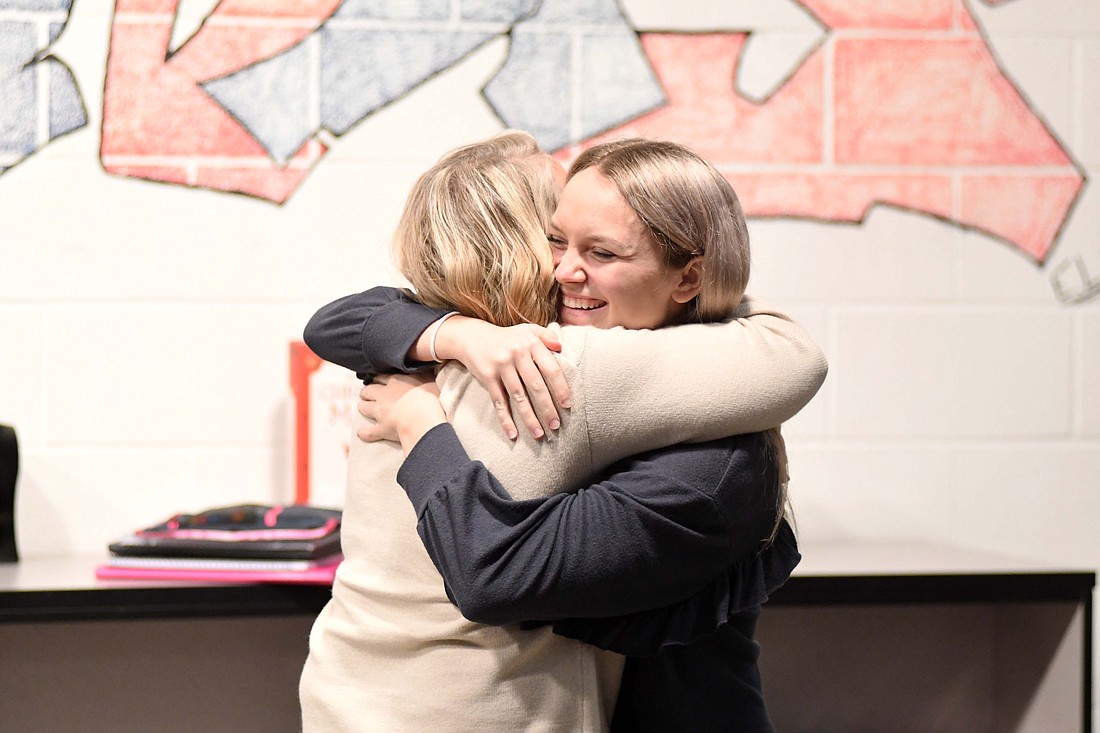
{"left": 561, "top": 295, "right": 604, "bottom": 308}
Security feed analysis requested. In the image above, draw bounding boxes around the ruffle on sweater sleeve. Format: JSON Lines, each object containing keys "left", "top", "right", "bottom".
{"left": 543, "top": 520, "right": 800, "bottom": 657}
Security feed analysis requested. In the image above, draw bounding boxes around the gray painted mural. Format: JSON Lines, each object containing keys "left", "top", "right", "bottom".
{"left": 200, "top": 0, "right": 663, "bottom": 161}
{"left": 0, "top": 0, "right": 87, "bottom": 174}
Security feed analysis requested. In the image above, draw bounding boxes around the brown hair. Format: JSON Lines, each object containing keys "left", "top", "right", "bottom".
{"left": 570, "top": 139, "right": 791, "bottom": 542}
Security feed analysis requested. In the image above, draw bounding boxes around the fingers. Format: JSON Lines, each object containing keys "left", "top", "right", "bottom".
{"left": 480, "top": 334, "right": 571, "bottom": 441}
{"left": 441, "top": 322, "right": 571, "bottom": 441}
{"left": 356, "top": 386, "right": 379, "bottom": 441}
{"left": 534, "top": 325, "right": 562, "bottom": 353}
{"left": 514, "top": 357, "right": 559, "bottom": 432}
{"left": 510, "top": 338, "right": 570, "bottom": 437}
{"left": 529, "top": 343, "right": 572, "bottom": 411}
{"left": 500, "top": 366, "right": 544, "bottom": 440}
{"left": 359, "top": 383, "right": 378, "bottom": 418}
{"left": 487, "top": 381, "right": 520, "bottom": 442}
{"left": 359, "top": 381, "right": 383, "bottom": 408}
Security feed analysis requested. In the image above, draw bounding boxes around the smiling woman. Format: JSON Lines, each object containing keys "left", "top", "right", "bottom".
{"left": 552, "top": 139, "right": 750, "bottom": 330}
{"left": 550, "top": 166, "right": 702, "bottom": 329}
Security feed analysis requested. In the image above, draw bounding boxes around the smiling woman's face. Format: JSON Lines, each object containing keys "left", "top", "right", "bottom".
{"left": 548, "top": 167, "right": 699, "bottom": 330}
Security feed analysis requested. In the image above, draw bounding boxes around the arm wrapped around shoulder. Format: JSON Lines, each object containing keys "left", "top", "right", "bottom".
{"left": 578, "top": 295, "right": 827, "bottom": 453}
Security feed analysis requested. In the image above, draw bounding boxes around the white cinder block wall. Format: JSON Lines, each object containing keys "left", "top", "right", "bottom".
{"left": 1, "top": 0, "right": 1098, "bottom": 722}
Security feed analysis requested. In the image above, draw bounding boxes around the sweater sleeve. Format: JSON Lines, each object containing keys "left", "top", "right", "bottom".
{"left": 302, "top": 286, "right": 448, "bottom": 379}
{"left": 396, "top": 424, "right": 777, "bottom": 628}
{"left": 578, "top": 296, "right": 828, "bottom": 451}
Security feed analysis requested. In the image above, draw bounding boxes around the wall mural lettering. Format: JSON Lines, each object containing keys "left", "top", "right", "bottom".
{"left": 0, "top": 0, "right": 1093, "bottom": 302}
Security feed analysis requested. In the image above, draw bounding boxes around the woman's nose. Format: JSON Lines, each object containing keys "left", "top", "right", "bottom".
{"left": 555, "top": 248, "right": 585, "bottom": 283}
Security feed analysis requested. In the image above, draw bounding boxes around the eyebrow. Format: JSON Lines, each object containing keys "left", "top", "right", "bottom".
{"left": 548, "top": 217, "right": 638, "bottom": 254}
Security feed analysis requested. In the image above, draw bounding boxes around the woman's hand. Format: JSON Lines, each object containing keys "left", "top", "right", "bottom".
{"left": 434, "top": 318, "right": 572, "bottom": 441}
{"left": 358, "top": 373, "right": 446, "bottom": 455}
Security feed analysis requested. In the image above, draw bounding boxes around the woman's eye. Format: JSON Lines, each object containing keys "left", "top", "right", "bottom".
{"left": 591, "top": 249, "right": 616, "bottom": 261}
{"left": 547, "top": 235, "right": 566, "bottom": 249}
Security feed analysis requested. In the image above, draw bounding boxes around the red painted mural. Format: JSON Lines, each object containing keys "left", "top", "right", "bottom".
{"left": 567, "top": 1, "right": 1083, "bottom": 263}
{"left": 0, "top": 0, "right": 1087, "bottom": 278}
{"left": 100, "top": 0, "right": 341, "bottom": 202}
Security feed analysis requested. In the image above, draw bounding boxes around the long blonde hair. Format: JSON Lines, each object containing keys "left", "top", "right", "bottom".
{"left": 392, "top": 130, "right": 559, "bottom": 327}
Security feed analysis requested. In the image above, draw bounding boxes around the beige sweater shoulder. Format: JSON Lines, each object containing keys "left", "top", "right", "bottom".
{"left": 438, "top": 295, "right": 827, "bottom": 499}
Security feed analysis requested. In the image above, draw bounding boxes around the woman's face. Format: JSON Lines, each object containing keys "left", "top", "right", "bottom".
{"left": 548, "top": 167, "right": 699, "bottom": 330}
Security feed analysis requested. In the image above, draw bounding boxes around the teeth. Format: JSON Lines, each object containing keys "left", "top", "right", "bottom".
{"left": 563, "top": 297, "right": 604, "bottom": 310}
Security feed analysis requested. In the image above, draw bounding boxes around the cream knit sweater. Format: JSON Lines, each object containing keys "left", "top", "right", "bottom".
{"left": 299, "top": 298, "right": 826, "bottom": 732}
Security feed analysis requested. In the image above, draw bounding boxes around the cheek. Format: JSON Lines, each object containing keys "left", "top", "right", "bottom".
{"left": 603, "top": 273, "right": 647, "bottom": 310}
{"left": 607, "top": 271, "right": 672, "bottom": 318}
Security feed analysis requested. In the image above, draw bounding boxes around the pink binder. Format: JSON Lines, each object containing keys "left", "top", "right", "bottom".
{"left": 95, "top": 557, "right": 340, "bottom": 585}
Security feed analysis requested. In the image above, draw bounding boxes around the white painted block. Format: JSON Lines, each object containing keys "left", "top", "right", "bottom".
{"left": 196, "top": 446, "right": 297, "bottom": 509}
{"left": 1080, "top": 40, "right": 1100, "bottom": 168}
{"left": 45, "top": 306, "right": 311, "bottom": 446}
{"left": 17, "top": 447, "right": 298, "bottom": 558}
{"left": 1043, "top": 183, "right": 1100, "bottom": 306}
{"left": 950, "top": 444, "right": 1100, "bottom": 567}
{"left": 16, "top": 450, "right": 199, "bottom": 558}
{"left": 1081, "top": 311, "right": 1100, "bottom": 436}
{"left": 953, "top": 227, "right": 1060, "bottom": 303}
{"left": 767, "top": 305, "right": 829, "bottom": 439}
{"left": 832, "top": 309, "right": 1073, "bottom": 438}
{"left": 749, "top": 210, "right": 955, "bottom": 303}
{"left": 0, "top": 154, "right": 414, "bottom": 303}
{"left": 790, "top": 442, "right": 1100, "bottom": 586}
{"left": 623, "top": 0, "right": 819, "bottom": 33}
{"left": 0, "top": 310, "right": 45, "bottom": 444}
{"left": 783, "top": 445, "right": 959, "bottom": 546}
{"left": 972, "top": 0, "right": 1100, "bottom": 35}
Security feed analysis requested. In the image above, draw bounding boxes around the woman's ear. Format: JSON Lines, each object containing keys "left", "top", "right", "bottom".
{"left": 671, "top": 257, "right": 703, "bottom": 304}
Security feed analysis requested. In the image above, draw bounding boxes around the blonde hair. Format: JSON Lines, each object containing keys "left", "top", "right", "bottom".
{"left": 567, "top": 138, "right": 750, "bottom": 324}
{"left": 392, "top": 130, "right": 559, "bottom": 327}
{"left": 570, "top": 139, "right": 791, "bottom": 542}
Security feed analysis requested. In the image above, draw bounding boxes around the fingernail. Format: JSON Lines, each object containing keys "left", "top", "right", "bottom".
{"left": 548, "top": 419, "right": 560, "bottom": 430}
{"left": 560, "top": 399, "right": 572, "bottom": 409}
{"left": 508, "top": 429, "right": 518, "bottom": 441}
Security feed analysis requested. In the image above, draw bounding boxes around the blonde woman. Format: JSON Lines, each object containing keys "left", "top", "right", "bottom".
{"left": 301, "top": 133, "right": 825, "bottom": 732}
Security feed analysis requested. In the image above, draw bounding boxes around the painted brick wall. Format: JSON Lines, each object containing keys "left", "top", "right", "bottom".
{"left": 1, "top": 0, "right": 1098, "bottom": 719}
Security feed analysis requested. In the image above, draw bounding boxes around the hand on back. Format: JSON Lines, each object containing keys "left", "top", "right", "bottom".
{"left": 441, "top": 318, "right": 572, "bottom": 441}
{"left": 358, "top": 373, "right": 444, "bottom": 452}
